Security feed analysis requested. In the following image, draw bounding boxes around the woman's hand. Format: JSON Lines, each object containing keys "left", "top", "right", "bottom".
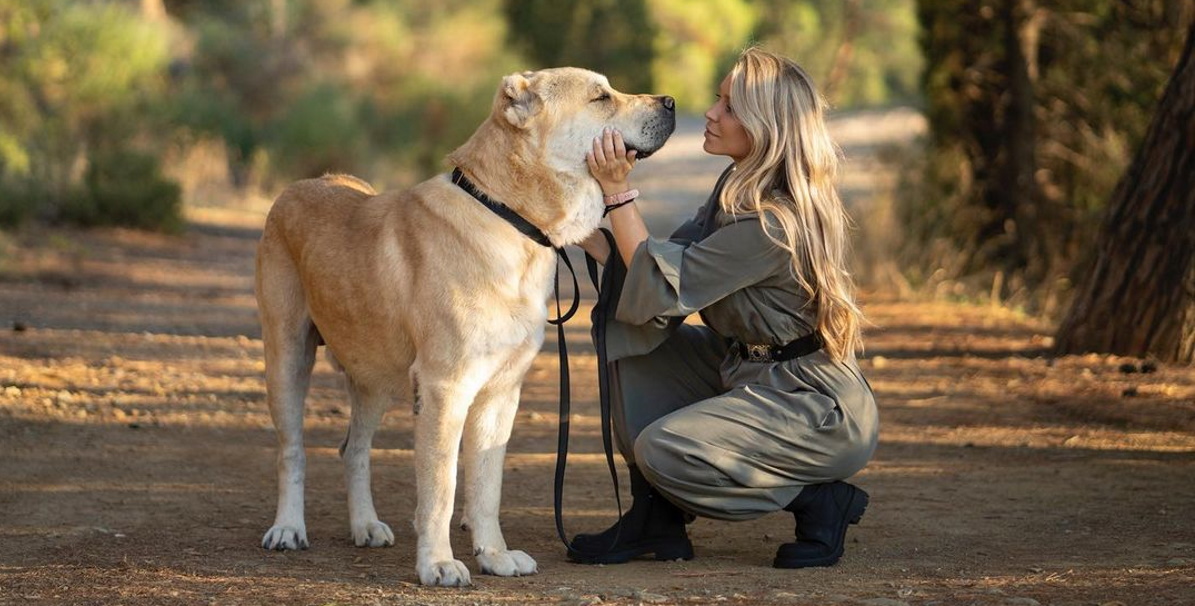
{"left": 587, "top": 127, "right": 638, "bottom": 195}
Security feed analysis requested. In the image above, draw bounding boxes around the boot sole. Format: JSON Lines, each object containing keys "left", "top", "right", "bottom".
{"left": 773, "top": 487, "right": 869, "bottom": 569}
{"left": 568, "top": 538, "right": 694, "bottom": 564}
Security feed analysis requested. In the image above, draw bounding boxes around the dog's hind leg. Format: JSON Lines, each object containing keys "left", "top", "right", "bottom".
{"left": 341, "top": 378, "right": 396, "bottom": 548}
{"left": 258, "top": 240, "right": 319, "bottom": 551}
{"left": 461, "top": 379, "right": 538, "bottom": 577}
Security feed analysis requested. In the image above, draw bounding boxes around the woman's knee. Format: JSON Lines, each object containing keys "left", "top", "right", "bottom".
{"left": 633, "top": 422, "right": 684, "bottom": 485}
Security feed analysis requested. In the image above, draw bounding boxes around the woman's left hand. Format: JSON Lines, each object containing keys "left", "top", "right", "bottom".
{"left": 587, "top": 127, "right": 638, "bottom": 195}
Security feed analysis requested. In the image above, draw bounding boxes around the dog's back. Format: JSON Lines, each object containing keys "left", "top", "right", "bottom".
{"left": 321, "top": 173, "right": 377, "bottom": 196}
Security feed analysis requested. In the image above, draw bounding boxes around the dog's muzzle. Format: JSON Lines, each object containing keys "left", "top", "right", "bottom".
{"left": 630, "top": 97, "right": 677, "bottom": 160}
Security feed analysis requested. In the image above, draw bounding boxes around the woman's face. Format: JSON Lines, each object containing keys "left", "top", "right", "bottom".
{"left": 703, "top": 73, "right": 752, "bottom": 163}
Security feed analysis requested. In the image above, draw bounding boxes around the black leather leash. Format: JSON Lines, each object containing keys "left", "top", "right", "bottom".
{"left": 553, "top": 228, "right": 626, "bottom": 556}
{"left": 449, "top": 168, "right": 622, "bottom": 556}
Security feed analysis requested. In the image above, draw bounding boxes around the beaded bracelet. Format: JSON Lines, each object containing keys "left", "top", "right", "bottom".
{"left": 603, "top": 189, "right": 640, "bottom": 205}
{"left": 602, "top": 189, "right": 639, "bottom": 217}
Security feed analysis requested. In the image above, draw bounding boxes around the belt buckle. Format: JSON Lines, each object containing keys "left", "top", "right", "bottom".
{"left": 745, "top": 343, "right": 772, "bottom": 363}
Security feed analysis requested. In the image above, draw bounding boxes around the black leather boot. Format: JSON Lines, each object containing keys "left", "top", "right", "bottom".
{"left": 773, "top": 481, "right": 868, "bottom": 568}
{"left": 567, "top": 466, "right": 694, "bottom": 564}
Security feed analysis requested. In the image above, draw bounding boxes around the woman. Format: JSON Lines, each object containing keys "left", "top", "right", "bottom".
{"left": 570, "top": 47, "right": 878, "bottom": 569}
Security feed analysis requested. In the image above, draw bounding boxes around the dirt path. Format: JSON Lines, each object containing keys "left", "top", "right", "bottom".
{"left": 2, "top": 112, "right": 1194, "bottom": 606}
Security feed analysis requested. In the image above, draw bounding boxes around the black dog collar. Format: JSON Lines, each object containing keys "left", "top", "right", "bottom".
{"left": 451, "top": 168, "right": 553, "bottom": 249}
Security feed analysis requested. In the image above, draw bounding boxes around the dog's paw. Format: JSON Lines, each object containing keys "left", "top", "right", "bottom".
{"left": 351, "top": 520, "right": 395, "bottom": 548}
{"left": 262, "top": 525, "right": 308, "bottom": 551}
{"left": 417, "top": 559, "right": 472, "bottom": 587}
{"left": 476, "top": 548, "right": 538, "bottom": 577}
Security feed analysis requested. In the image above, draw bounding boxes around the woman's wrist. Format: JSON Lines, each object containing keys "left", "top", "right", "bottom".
{"left": 600, "top": 180, "right": 631, "bottom": 196}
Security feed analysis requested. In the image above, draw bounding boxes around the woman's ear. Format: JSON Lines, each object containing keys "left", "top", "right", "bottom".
{"left": 501, "top": 71, "right": 542, "bottom": 129}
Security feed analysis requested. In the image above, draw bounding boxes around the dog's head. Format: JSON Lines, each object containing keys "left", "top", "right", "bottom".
{"left": 495, "top": 67, "right": 676, "bottom": 171}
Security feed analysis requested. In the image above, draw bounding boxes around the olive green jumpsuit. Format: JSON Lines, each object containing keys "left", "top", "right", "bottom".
{"left": 598, "top": 167, "right": 878, "bottom": 521}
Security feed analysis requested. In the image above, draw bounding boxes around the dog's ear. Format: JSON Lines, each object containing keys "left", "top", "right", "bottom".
{"left": 501, "top": 71, "right": 542, "bottom": 129}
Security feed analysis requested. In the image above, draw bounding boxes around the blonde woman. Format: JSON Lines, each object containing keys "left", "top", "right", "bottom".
{"left": 572, "top": 47, "right": 878, "bottom": 568}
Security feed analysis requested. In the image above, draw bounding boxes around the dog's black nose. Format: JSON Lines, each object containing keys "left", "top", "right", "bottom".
{"left": 659, "top": 96, "right": 675, "bottom": 111}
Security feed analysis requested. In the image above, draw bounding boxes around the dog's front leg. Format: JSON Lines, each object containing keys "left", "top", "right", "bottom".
{"left": 413, "top": 378, "right": 476, "bottom": 587}
{"left": 462, "top": 381, "right": 537, "bottom": 577}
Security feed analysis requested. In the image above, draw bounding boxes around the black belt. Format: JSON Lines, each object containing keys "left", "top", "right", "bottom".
{"left": 737, "top": 332, "right": 823, "bottom": 363}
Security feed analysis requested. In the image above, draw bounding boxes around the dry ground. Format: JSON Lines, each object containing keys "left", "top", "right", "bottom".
{"left": 2, "top": 112, "right": 1194, "bottom": 606}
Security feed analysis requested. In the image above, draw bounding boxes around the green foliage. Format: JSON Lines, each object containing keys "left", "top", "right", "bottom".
{"left": 750, "top": 0, "right": 923, "bottom": 108}
{"left": 504, "top": 0, "right": 658, "bottom": 93}
{"left": 0, "top": 0, "right": 180, "bottom": 231}
{"left": 649, "top": 0, "right": 757, "bottom": 112}
{"left": 65, "top": 150, "right": 184, "bottom": 233}
{"left": 0, "top": 181, "right": 42, "bottom": 227}
{"left": 351, "top": 0, "right": 525, "bottom": 180}
{"left": 174, "top": 0, "right": 523, "bottom": 187}
{"left": 268, "top": 82, "right": 366, "bottom": 179}
{"left": 503, "top": 0, "right": 919, "bottom": 111}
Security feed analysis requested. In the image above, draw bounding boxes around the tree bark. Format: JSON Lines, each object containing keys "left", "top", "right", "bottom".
{"left": 1054, "top": 20, "right": 1195, "bottom": 364}
{"left": 998, "top": 0, "right": 1044, "bottom": 283}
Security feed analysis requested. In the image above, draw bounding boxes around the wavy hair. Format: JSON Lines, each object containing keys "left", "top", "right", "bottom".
{"left": 718, "top": 47, "right": 863, "bottom": 361}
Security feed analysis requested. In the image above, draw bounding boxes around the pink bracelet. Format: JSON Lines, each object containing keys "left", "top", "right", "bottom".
{"left": 603, "top": 189, "right": 640, "bottom": 205}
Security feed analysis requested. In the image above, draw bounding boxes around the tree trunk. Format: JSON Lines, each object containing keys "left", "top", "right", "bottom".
{"left": 997, "top": 0, "right": 1044, "bottom": 284}
{"left": 1054, "top": 20, "right": 1195, "bottom": 364}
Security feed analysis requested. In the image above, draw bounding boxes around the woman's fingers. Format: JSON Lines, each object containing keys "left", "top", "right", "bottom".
{"left": 589, "top": 128, "right": 636, "bottom": 182}
{"left": 605, "top": 128, "right": 633, "bottom": 162}
{"left": 610, "top": 130, "right": 638, "bottom": 167}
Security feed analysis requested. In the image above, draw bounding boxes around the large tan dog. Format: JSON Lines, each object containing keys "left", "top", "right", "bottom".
{"left": 255, "top": 68, "right": 675, "bottom": 586}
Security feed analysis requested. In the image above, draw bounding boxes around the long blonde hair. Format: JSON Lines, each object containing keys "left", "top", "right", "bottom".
{"left": 719, "top": 47, "right": 863, "bottom": 361}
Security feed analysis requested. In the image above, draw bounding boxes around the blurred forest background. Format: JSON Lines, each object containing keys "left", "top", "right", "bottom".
{"left": 0, "top": 0, "right": 1191, "bottom": 326}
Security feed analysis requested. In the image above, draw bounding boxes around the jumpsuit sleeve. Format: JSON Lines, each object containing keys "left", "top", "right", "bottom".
{"left": 614, "top": 218, "right": 792, "bottom": 326}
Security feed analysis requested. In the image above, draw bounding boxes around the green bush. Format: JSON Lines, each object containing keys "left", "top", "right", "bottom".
{"left": 60, "top": 151, "right": 183, "bottom": 233}
{"left": 0, "top": 180, "right": 43, "bottom": 227}
{"left": 268, "top": 82, "right": 366, "bottom": 179}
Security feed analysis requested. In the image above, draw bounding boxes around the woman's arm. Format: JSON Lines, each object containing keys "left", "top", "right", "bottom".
{"left": 614, "top": 218, "right": 792, "bottom": 325}
{"left": 605, "top": 196, "right": 649, "bottom": 265}
{"left": 588, "top": 128, "right": 649, "bottom": 265}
